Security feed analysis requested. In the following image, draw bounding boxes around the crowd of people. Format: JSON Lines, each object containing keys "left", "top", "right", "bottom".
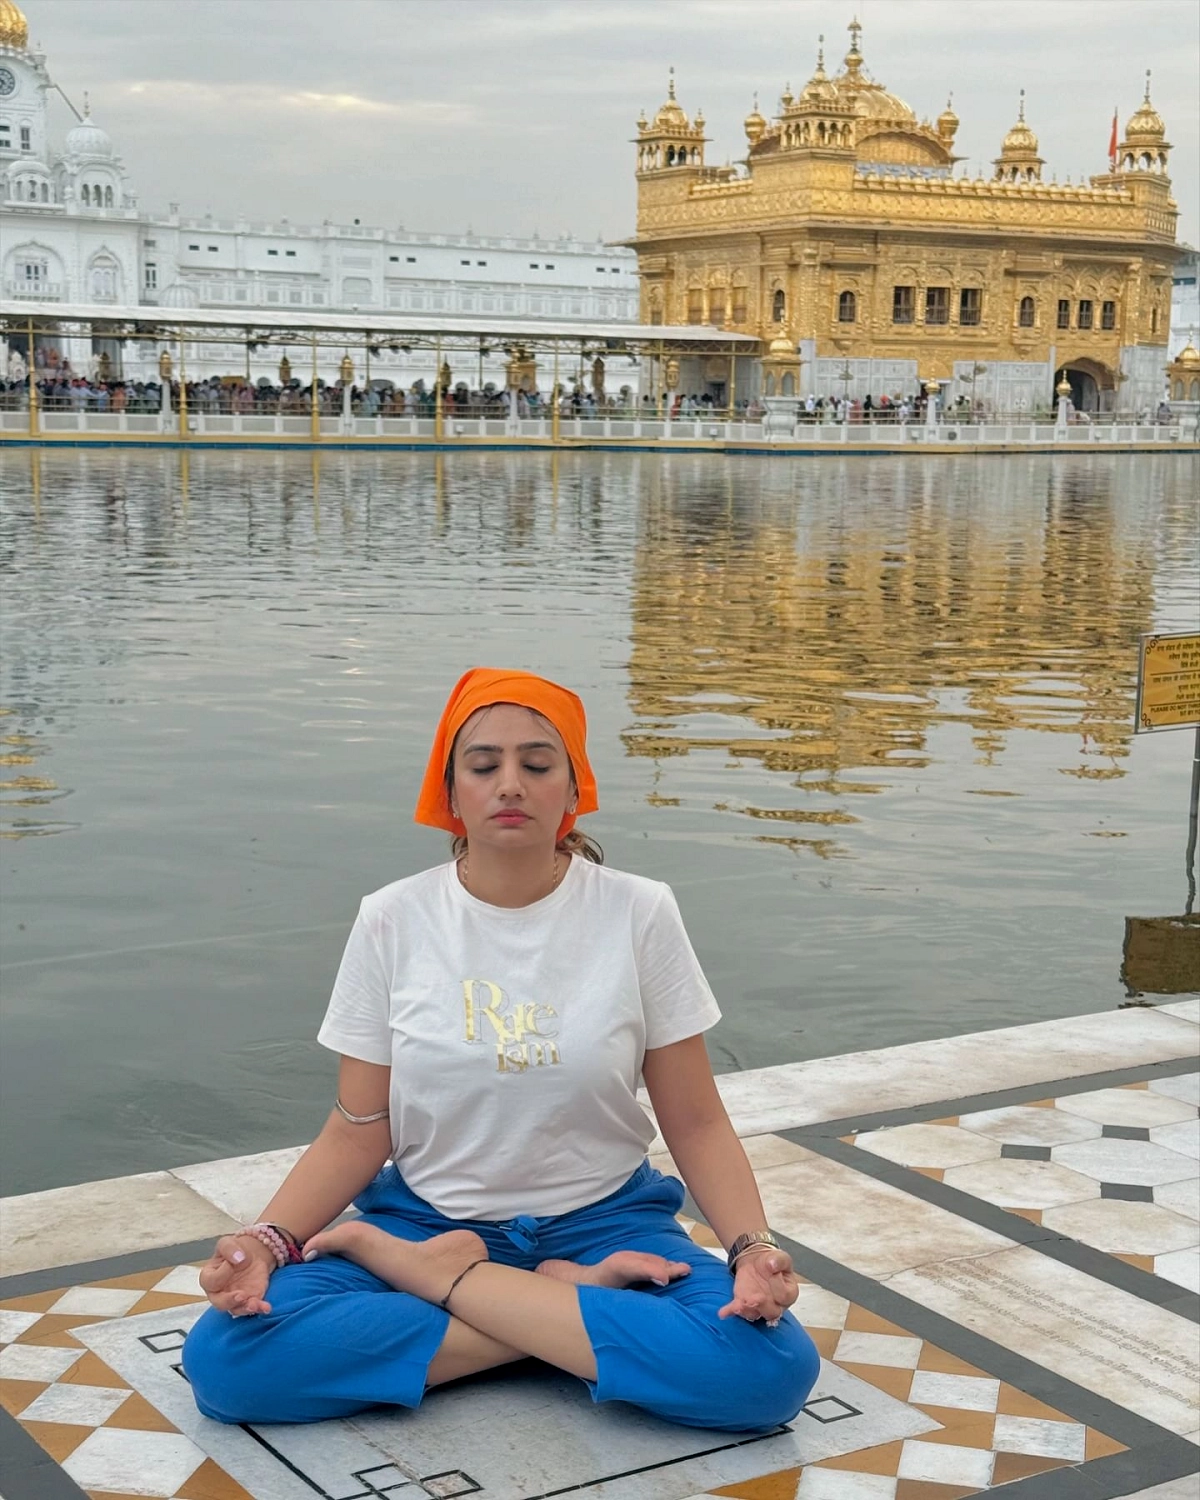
{"left": 0, "top": 356, "right": 1178, "bottom": 425}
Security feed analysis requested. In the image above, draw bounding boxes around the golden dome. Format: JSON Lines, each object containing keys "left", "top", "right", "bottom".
{"left": 1001, "top": 91, "right": 1040, "bottom": 156}
{"left": 937, "top": 96, "right": 959, "bottom": 139}
{"left": 0, "top": 0, "right": 28, "bottom": 48}
{"left": 799, "top": 39, "right": 838, "bottom": 105}
{"left": 767, "top": 333, "right": 796, "bottom": 357}
{"left": 1126, "top": 74, "right": 1165, "bottom": 141}
{"left": 1174, "top": 341, "right": 1200, "bottom": 369}
{"left": 834, "top": 19, "right": 914, "bottom": 121}
{"left": 652, "top": 70, "right": 688, "bottom": 130}
{"left": 744, "top": 96, "right": 767, "bottom": 144}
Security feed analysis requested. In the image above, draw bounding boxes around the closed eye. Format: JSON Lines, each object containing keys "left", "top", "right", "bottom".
{"left": 469, "top": 763, "right": 551, "bottom": 775}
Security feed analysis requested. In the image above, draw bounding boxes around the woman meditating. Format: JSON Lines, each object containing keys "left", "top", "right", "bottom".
{"left": 184, "top": 669, "right": 819, "bottom": 1432}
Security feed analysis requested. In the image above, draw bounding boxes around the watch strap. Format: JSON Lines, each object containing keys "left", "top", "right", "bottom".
{"left": 726, "top": 1230, "right": 780, "bottom": 1271}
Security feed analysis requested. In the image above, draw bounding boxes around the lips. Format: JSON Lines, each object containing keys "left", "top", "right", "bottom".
{"left": 492, "top": 811, "right": 530, "bottom": 824}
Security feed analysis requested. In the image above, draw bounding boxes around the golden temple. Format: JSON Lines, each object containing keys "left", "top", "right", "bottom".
{"left": 628, "top": 21, "right": 1179, "bottom": 415}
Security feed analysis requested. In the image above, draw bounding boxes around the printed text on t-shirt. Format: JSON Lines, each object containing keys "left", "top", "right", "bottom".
{"left": 462, "top": 979, "right": 561, "bottom": 1073}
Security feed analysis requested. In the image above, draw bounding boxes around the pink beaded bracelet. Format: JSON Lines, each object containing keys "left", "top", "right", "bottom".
{"left": 238, "top": 1223, "right": 302, "bottom": 1268}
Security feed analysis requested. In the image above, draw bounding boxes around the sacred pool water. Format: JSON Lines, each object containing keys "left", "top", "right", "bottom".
{"left": 0, "top": 449, "right": 1195, "bottom": 1193}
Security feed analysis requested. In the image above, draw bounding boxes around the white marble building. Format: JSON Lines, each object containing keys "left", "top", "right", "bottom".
{"left": 0, "top": 1, "right": 637, "bottom": 388}
{"left": 1170, "top": 245, "right": 1199, "bottom": 356}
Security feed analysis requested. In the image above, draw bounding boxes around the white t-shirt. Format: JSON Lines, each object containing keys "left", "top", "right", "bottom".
{"left": 317, "top": 857, "right": 720, "bottom": 1220}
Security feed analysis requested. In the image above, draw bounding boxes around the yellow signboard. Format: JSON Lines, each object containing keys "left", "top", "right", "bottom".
{"left": 1136, "top": 631, "right": 1200, "bottom": 732}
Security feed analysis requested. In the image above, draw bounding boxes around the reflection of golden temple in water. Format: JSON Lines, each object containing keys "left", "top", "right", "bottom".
{"left": 0, "top": 706, "right": 69, "bottom": 839}
{"left": 623, "top": 458, "right": 1169, "bottom": 846}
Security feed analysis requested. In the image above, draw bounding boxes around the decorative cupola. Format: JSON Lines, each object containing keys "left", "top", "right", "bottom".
{"left": 994, "top": 90, "right": 1043, "bottom": 182}
{"left": 743, "top": 94, "right": 767, "bottom": 147}
{"left": 1116, "top": 72, "right": 1170, "bottom": 174}
{"left": 63, "top": 97, "right": 114, "bottom": 161}
{"left": 635, "top": 69, "right": 706, "bottom": 173}
{"left": 1166, "top": 339, "right": 1200, "bottom": 403}
{"left": 936, "top": 95, "right": 959, "bottom": 147}
{"left": 780, "top": 37, "right": 856, "bottom": 152}
{"left": 0, "top": 0, "right": 28, "bottom": 51}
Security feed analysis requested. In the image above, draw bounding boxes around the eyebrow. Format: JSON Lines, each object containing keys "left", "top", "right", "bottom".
{"left": 462, "top": 741, "right": 560, "bottom": 754}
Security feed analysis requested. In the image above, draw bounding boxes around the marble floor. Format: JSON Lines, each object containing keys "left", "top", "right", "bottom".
{"left": 1, "top": 999, "right": 1197, "bottom": 1500}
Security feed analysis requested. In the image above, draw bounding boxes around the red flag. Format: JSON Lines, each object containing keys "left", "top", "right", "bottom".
{"left": 1108, "top": 108, "right": 1119, "bottom": 169}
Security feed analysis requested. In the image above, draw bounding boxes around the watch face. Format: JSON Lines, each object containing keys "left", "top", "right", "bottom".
{"left": 0, "top": 67, "right": 16, "bottom": 97}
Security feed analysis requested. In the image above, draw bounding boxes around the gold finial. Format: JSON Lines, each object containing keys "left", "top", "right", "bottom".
{"left": 848, "top": 16, "right": 862, "bottom": 52}
{"left": 817, "top": 33, "right": 825, "bottom": 68}
{"left": 83, "top": 90, "right": 91, "bottom": 119}
{"left": 1144, "top": 68, "right": 1152, "bottom": 101}
{"left": 1018, "top": 88, "right": 1025, "bottom": 122}
{"left": 668, "top": 66, "right": 676, "bottom": 101}
{"left": 947, "top": 92, "right": 953, "bottom": 110}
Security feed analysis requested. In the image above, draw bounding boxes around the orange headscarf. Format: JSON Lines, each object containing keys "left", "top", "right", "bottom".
{"left": 414, "top": 668, "right": 599, "bottom": 840}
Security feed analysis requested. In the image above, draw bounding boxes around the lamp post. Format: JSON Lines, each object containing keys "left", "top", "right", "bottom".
{"left": 837, "top": 362, "right": 853, "bottom": 422}
{"left": 177, "top": 332, "right": 188, "bottom": 440}
{"left": 310, "top": 338, "right": 321, "bottom": 442}
{"left": 434, "top": 338, "right": 444, "bottom": 441}
{"left": 158, "top": 347, "right": 172, "bottom": 428}
{"left": 1055, "top": 374, "right": 1073, "bottom": 432}
{"left": 26, "top": 315, "right": 37, "bottom": 439}
{"left": 923, "top": 379, "right": 940, "bottom": 433}
{"left": 663, "top": 355, "right": 680, "bottom": 438}
{"left": 339, "top": 352, "right": 354, "bottom": 429}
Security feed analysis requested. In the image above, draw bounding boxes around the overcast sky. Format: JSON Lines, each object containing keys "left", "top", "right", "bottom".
{"left": 29, "top": 0, "right": 1200, "bottom": 246}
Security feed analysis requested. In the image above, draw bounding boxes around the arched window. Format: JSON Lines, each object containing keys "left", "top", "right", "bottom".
{"left": 838, "top": 290, "right": 856, "bottom": 323}
{"left": 1172, "top": 380, "right": 1184, "bottom": 400}
{"left": 1191, "top": 378, "right": 1200, "bottom": 401}
{"left": 817, "top": 122, "right": 826, "bottom": 144}
{"left": 666, "top": 146, "right": 676, "bottom": 166}
{"left": 782, "top": 372, "right": 795, "bottom": 396}
{"left": 764, "top": 371, "right": 775, "bottom": 396}
{"left": 104, "top": 186, "right": 114, "bottom": 207}
{"left": 772, "top": 288, "right": 786, "bottom": 323}
{"left": 1139, "top": 152, "right": 1151, "bottom": 170}
{"left": 686, "top": 287, "right": 704, "bottom": 324}
{"left": 1018, "top": 295, "right": 1035, "bottom": 327}
{"left": 40, "top": 181, "right": 48, "bottom": 202}
{"left": 89, "top": 254, "right": 120, "bottom": 301}
{"left": 1150, "top": 307, "right": 1159, "bottom": 334}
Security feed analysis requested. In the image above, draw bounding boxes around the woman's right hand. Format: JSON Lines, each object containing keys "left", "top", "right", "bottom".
{"left": 199, "top": 1235, "right": 277, "bottom": 1317}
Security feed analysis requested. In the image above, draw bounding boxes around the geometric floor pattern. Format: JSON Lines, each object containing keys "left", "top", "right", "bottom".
{"left": 847, "top": 1076, "right": 1200, "bottom": 1295}
{"left": 0, "top": 1229, "right": 1130, "bottom": 1500}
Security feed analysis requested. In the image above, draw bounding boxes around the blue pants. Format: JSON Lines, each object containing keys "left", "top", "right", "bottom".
{"left": 183, "top": 1161, "right": 819, "bottom": 1433}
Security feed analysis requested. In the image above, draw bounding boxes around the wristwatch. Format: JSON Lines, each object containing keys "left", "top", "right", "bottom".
{"left": 726, "top": 1230, "right": 780, "bottom": 1271}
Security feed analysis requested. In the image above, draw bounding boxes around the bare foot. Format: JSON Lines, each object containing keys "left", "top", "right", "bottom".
{"left": 302, "top": 1222, "right": 488, "bottom": 1305}
{"left": 536, "top": 1251, "right": 691, "bottom": 1290}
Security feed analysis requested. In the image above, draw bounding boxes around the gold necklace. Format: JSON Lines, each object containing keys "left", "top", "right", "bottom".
{"left": 460, "top": 851, "right": 560, "bottom": 896}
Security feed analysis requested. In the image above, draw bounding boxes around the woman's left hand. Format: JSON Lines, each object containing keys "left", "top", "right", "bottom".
{"left": 718, "top": 1246, "right": 799, "bottom": 1326}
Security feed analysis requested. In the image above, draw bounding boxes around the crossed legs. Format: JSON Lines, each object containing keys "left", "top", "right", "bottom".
{"left": 301, "top": 1221, "right": 692, "bottom": 1385}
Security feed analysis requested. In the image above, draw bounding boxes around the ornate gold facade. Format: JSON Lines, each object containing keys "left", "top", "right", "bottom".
{"left": 628, "top": 23, "right": 1179, "bottom": 411}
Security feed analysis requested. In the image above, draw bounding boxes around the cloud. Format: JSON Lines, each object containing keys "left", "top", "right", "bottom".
{"left": 121, "top": 79, "right": 474, "bottom": 124}
{"left": 26, "top": 0, "right": 1200, "bottom": 243}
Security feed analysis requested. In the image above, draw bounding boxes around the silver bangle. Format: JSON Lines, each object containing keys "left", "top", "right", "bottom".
{"left": 335, "top": 1097, "right": 389, "bottom": 1125}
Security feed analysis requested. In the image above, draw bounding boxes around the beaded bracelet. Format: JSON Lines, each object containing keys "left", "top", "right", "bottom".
{"left": 238, "top": 1223, "right": 303, "bottom": 1268}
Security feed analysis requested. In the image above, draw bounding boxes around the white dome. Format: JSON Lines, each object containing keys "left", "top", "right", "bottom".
{"left": 160, "top": 281, "right": 200, "bottom": 309}
{"left": 65, "top": 109, "right": 113, "bottom": 159}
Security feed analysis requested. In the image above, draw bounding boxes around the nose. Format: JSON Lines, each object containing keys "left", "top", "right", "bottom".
{"left": 495, "top": 753, "right": 525, "bottom": 801}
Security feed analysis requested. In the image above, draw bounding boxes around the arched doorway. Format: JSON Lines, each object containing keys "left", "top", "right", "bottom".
{"left": 1054, "top": 360, "right": 1114, "bottom": 414}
